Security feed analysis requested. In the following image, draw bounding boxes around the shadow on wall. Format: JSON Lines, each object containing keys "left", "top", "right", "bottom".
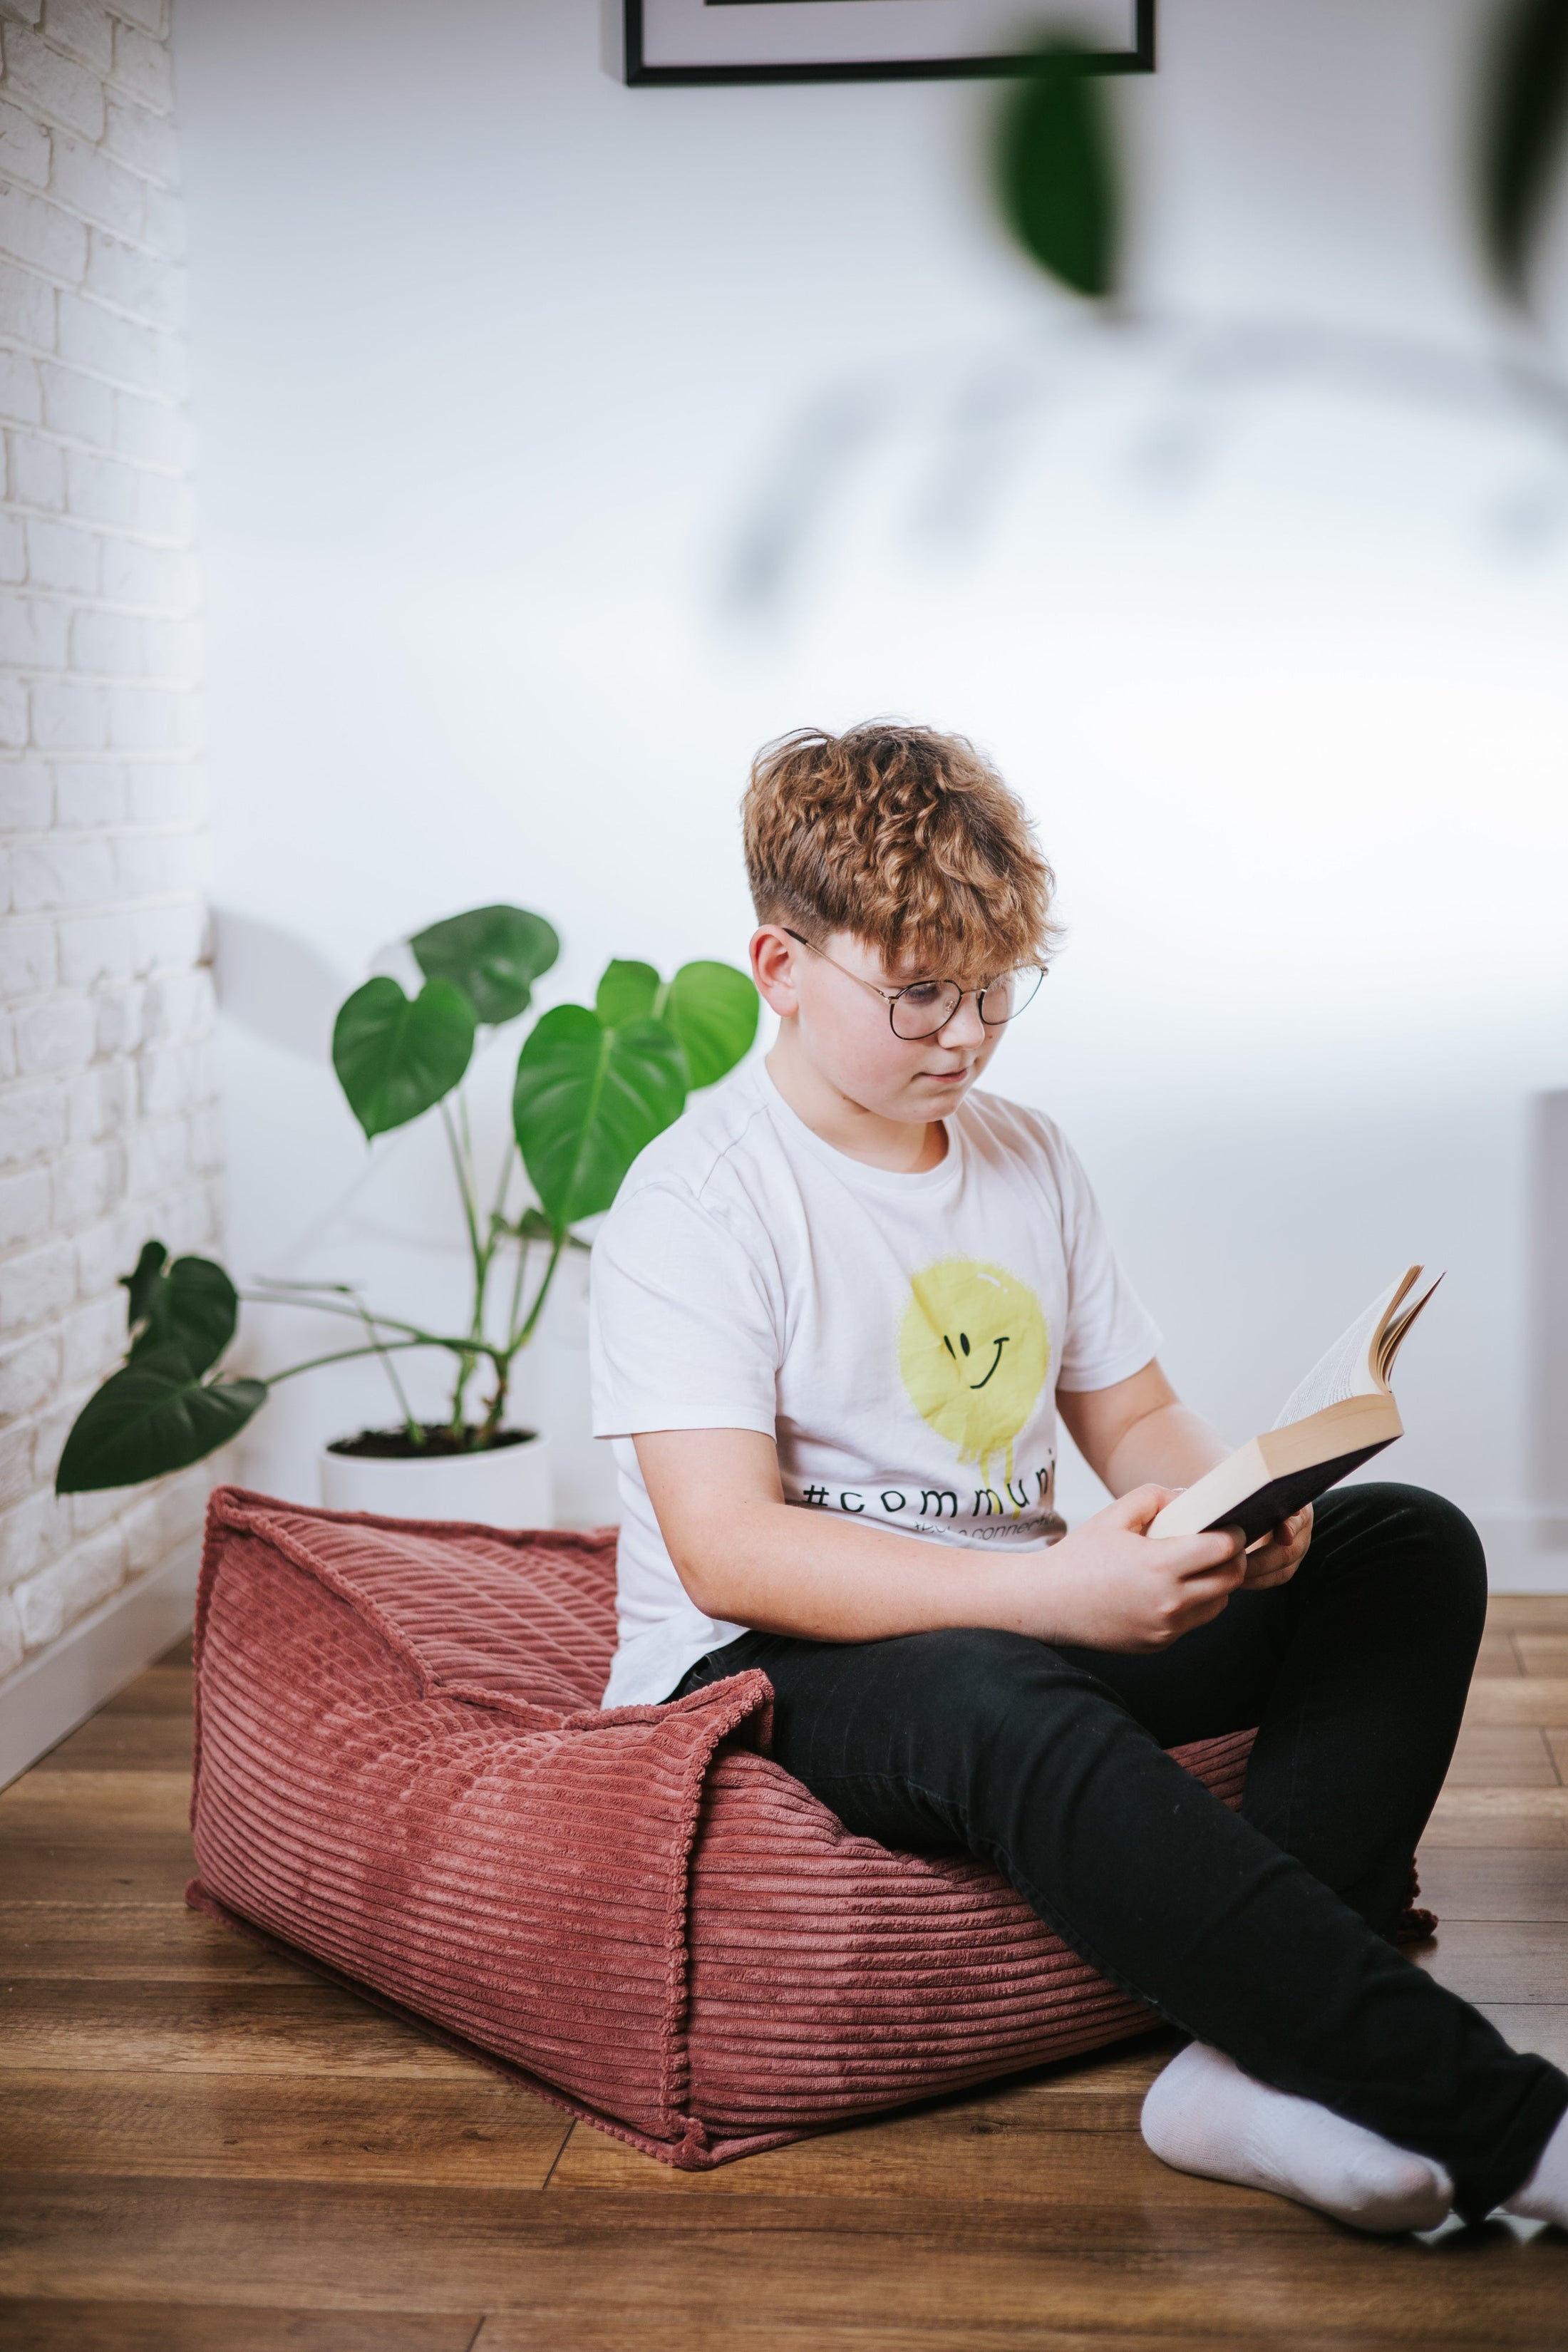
{"left": 212, "top": 907, "right": 348, "bottom": 1065}
{"left": 1531, "top": 1093, "right": 1568, "bottom": 1551}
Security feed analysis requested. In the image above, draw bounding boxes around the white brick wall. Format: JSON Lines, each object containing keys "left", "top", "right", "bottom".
{"left": 0, "top": 0, "right": 217, "bottom": 1705}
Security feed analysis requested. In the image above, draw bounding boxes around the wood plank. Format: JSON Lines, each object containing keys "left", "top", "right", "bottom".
{"left": 31, "top": 1713, "right": 193, "bottom": 1773}
{"left": 4, "top": 2176, "right": 1565, "bottom": 2336}
{"left": 0, "top": 1904, "right": 314, "bottom": 1983}
{"left": 0, "top": 1771, "right": 192, "bottom": 1835}
{"left": 1475, "top": 2003, "right": 1568, "bottom": 2070}
{"left": 1549, "top": 1729, "right": 1568, "bottom": 1781}
{"left": 1413, "top": 1848, "right": 1568, "bottom": 1921}
{"left": 1431, "top": 1787, "right": 1568, "bottom": 1821}
{"left": 1443, "top": 1728, "right": 1561, "bottom": 1787}
{"left": 1412, "top": 1921, "right": 1568, "bottom": 2004}
{"left": 95, "top": 1666, "right": 192, "bottom": 1718}
{"left": 1475, "top": 1630, "right": 1523, "bottom": 1676}
{"left": 0, "top": 2070, "right": 572, "bottom": 2188}
{"left": 1464, "top": 1678, "right": 1568, "bottom": 1729}
{"left": 474, "top": 2327, "right": 1497, "bottom": 2352}
{"left": 0, "top": 1837, "right": 197, "bottom": 1903}
{"left": 1420, "top": 1806, "right": 1561, "bottom": 1844}
{"left": 1486, "top": 1597, "right": 1568, "bottom": 1631}
{"left": 1419, "top": 1805, "right": 1567, "bottom": 1848}
{"left": 546, "top": 2108, "right": 1290, "bottom": 2210}
{"left": 0, "top": 1981, "right": 483, "bottom": 2080}
{"left": 1516, "top": 1634, "right": 1568, "bottom": 1678}
{"left": 0, "top": 2301, "right": 480, "bottom": 2352}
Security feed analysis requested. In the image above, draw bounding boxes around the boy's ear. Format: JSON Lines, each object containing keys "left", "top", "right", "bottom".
{"left": 751, "top": 925, "right": 800, "bottom": 1017}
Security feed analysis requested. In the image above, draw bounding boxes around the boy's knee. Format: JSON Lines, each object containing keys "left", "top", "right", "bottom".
{"left": 1339, "top": 1481, "right": 1487, "bottom": 1629}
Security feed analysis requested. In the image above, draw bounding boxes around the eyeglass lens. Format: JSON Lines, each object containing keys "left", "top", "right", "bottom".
{"left": 889, "top": 967, "right": 1043, "bottom": 1041}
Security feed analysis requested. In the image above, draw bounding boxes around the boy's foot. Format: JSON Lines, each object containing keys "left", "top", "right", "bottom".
{"left": 1141, "top": 2041, "right": 1453, "bottom": 2233}
{"left": 1502, "top": 2107, "right": 1568, "bottom": 2227}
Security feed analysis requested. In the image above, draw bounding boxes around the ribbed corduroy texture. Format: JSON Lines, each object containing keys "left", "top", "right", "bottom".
{"left": 188, "top": 1486, "right": 1255, "bottom": 2165}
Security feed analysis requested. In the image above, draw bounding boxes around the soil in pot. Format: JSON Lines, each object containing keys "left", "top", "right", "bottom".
{"left": 326, "top": 1426, "right": 538, "bottom": 1460}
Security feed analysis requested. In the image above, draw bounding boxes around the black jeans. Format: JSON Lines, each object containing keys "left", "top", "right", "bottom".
{"left": 673, "top": 1482, "right": 1568, "bottom": 2220}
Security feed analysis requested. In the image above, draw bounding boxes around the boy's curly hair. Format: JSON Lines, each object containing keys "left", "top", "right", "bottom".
{"left": 742, "top": 722, "right": 1058, "bottom": 979}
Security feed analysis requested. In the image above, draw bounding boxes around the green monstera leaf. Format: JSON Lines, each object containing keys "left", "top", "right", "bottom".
{"left": 120, "top": 1241, "right": 237, "bottom": 1378}
{"left": 994, "top": 38, "right": 1120, "bottom": 301}
{"left": 410, "top": 903, "right": 559, "bottom": 1026}
{"left": 512, "top": 1005, "right": 687, "bottom": 1229}
{"left": 333, "top": 975, "right": 476, "bottom": 1140}
{"left": 55, "top": 1342, "right": 267, "bottom": 1494}
{"left": 661, "top": 960, "right": 759, "bottom": 1089}
{"left": 595, "top": 959, "right": 660, "bottom": 1028}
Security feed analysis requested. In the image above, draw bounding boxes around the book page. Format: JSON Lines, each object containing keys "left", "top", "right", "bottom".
{"left": 1271, "top": 1275, "right": 1406, "bottom": 1431}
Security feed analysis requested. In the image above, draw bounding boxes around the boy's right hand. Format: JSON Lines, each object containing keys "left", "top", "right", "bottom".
{"left": 1033, "top": 1485, "right": 1248, "bottom": 1654}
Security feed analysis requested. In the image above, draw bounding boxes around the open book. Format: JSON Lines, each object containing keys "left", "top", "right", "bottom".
{"left": 1149, "top": 1267, "right": 1443, "bottom": 1545}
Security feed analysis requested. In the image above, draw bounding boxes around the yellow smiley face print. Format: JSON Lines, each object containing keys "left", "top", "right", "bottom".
{"left": 897, "top": 1257, "right": 1051, "bottom": 1477}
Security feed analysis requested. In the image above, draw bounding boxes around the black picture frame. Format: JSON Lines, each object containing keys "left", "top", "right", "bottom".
{"left": 621, "top": 0, "right": 1156, "bottom": 87}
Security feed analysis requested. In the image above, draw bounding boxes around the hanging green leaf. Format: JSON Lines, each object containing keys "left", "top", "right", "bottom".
{"left": 55, "top": 1343, "right": 267, "bottom": 1494}
{"left": 661, "top": 960, "right": 759, "bottom": 1090}
{"left": 1478, "top": 0, "right": 1568, "bottom": 307}
{"left": 512, "top": 1005, "right": 686, "bottom": 1229}
{"left": 409, "top": 904, "right": 560, "bottom": 1026}
{"left": 333, "top": 975, "right": 476, "bottom": 1140}
{"left": 596, "top": 958, "right": 661, "bottom": 1028}
{"left": 122, "top": 1238, "right": 169, "bottom": 1331}
{"left": 994, "top": 38, "right": 1120, "bottom": 301}
{"left": 122, "top": 1244, "right": 238, "bottom": 1379}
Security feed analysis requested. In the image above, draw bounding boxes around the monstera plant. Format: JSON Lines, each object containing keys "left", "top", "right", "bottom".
{"left": 54, "top": 905, "right": 758, "bottom": 1493}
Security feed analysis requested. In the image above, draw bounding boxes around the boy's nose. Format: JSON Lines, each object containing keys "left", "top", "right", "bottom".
{"left": 934, "top": 994, "right": 987, "bottom": 1048}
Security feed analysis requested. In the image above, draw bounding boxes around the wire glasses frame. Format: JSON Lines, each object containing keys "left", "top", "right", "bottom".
{"left": 782, "top": 929, "right": 1048, "bottom": 1042}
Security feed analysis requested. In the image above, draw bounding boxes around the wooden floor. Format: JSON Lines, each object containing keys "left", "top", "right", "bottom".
{"left": 3, "top": 1603, "right": 1567, "bottom": 2351}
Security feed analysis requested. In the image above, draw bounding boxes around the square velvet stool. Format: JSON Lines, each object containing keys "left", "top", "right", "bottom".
{"left": 187, "top": 1487, "right": 1257, "bottom": 2166}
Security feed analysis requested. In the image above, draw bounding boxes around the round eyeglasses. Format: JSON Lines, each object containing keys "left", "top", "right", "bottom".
{"left": 783, "top": 930, "right": 1047, "bottom": 1042}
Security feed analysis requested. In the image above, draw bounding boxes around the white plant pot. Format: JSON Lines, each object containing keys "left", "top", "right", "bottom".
{"left": 318, "top": 1430, "right": 555, "bottom": 1529}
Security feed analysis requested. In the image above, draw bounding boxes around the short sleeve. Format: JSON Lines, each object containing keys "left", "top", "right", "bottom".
{"left": 1048, "top": 1131, "right": 1163, "bottom": 1393}
{"left": 589, "top": 1179, "right": 780, "bottom": 1440}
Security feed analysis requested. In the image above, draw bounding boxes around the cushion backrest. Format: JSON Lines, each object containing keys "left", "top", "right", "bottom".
{"left": 196, "top": 1497, "right": 619, "bottom": 1713}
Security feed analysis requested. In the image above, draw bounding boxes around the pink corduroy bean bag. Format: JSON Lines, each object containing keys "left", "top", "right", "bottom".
{"left": 187, "top": 1485, "right": 1257, "bottom": 2167}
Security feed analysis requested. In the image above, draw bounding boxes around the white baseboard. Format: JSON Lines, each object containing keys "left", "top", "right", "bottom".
{"left": 0, "top": 1542, "right": 200, "bottom": 1790}
{"left": 1472, "top": 1513, "right": 1568, "bottom": 1595}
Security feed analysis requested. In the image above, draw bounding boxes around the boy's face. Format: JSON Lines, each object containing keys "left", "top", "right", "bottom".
{"left": 754, "top": 926, "right": 1004, "bottom": 1124}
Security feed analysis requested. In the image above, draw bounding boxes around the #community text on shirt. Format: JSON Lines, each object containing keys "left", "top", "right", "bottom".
{"left": 589, "top": 1061, "right": 1162, "bottom": 1708}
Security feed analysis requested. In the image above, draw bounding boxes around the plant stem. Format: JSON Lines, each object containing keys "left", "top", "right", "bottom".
{"left": 267, "top": 1338, "right": 434, "bottom": 1385}
{"left": 442, "top": 1098, "right": 485, "bottom": 1304}
{"left": 515, "top": 1227, "right": 567, "bottom": 1351}
{"left": 346, "top": 1286, "right": 423, "bottom": 1443}
{"left": 438, "top": 1098, "right": 485, "bottom": 1443}
{"left": 242, "top": 1288, "right": 436, "bottom": 1344}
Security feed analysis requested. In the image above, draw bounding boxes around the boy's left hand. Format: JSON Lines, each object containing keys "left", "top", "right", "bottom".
{"left": 1242, "top": 1505, "right": 1313, "bottom": 1589}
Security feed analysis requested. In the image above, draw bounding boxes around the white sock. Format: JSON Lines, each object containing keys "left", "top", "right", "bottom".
{"left": 1142, "top": 2041, "right": 1454, "bottom": 2234}
{"left": 1502, "top": 2108, "right": 1568, "bottom": 2227}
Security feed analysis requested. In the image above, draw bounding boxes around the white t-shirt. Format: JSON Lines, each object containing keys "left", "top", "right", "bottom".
{"left": 589, "top": 1061, "right": 1161, "bottom": 1708}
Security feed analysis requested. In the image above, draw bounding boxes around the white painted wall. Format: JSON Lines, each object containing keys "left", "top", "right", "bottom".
{"left": 172, "top": 0, "right": 1568, "bottom": 1579}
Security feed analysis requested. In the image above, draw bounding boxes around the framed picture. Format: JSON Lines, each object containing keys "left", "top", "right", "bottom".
{"left": 619, "top": 1, "right": 1155, "bottom": 87}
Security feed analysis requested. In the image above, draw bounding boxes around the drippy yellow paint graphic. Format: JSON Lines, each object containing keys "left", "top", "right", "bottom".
{"left": 898, "top": 1257, "right": 1051, "bottom": 1482}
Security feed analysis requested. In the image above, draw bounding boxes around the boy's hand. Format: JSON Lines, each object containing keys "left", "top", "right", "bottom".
{"left": 1240, "top": 1504, "right": 1313, "bottom": 1590}
{"left": 1036, "top": 1485, "right": 1248, "bottom": 1654}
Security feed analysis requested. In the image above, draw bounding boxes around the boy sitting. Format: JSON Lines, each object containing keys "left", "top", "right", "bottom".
{"left": 590, "top": 721, "right": 1568, "bottom": 2234}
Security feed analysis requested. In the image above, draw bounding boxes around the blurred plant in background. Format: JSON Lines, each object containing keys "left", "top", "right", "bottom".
{"left": 1477, "top": 0, "right": 1568, "bottom": 312}
{"left": 54, "top": 908, "right": 757, "bottom": 1492}
{"left": 731, "top": 2, "right": 1568, "bottom": 612}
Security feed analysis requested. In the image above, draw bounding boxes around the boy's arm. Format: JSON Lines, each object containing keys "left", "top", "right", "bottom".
{"left": 1057, "top": 1359, "right": 1312, "bottom": 1590}
{"left": 633, "top": 1426, "right": 1250, "bottom": 1654}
